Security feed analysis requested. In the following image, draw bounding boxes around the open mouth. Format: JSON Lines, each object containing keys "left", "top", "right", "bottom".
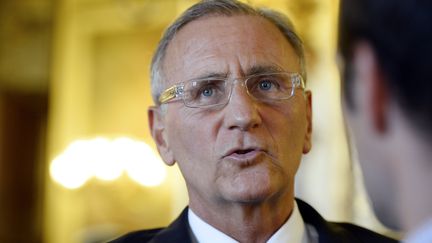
{"left": 224, "top": 148, "right": 263, "bottom": 162}
{"left": 234, "top": 149, "right": 255, "bottom": 155}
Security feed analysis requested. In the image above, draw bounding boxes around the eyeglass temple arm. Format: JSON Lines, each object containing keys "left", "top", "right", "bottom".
{"left": 295, "top": 74, "right": 305, "bottom": 89}
{"left": 159, "top": 86, "right": 178, "bottom": 104}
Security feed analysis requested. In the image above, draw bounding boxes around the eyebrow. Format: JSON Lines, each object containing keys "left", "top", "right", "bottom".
{"left": 189, "top": 71, "right": 229, "bottom": 81}
{"left": 246, "top": 65, "right": 285, "bottom": 76}
{"left": 186, "top": 65, "right": 285, "bottom": 82}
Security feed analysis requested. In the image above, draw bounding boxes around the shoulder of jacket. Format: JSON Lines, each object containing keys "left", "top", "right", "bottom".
{"left": 328, "top": 222, "right": 399, "bottom": 243}
{"left": 108, "top": 228, "right": 164, "bottom": 243}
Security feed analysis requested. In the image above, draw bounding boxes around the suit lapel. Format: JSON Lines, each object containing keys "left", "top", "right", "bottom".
{"left": 297, "top": 198, "right": 360, "bottom": 243}
{"left": 149, "top": 207, "right": 194, "bottom": 243}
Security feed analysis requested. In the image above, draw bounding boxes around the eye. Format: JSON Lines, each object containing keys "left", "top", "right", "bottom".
{"left": 187, "top": 79, "right": 225, "bottom": 102}
{"left": 201, "top": 86, "right": 214, "bottom": 97}
{"left": 259, "top": 80, "right": 273, "bottom": 90}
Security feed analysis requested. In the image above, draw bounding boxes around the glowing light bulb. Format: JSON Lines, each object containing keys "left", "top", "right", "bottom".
{"left": 50, "top": 137, "right": 167, "bottom": 189}
{"left": 124, "top": 141, "right": 167, "bottom": 187}
{"left": 90, "top": 138, "right": 122, "bottom": 181}
{"left": 50, "top": 140, "right": 92, "bottom": 189}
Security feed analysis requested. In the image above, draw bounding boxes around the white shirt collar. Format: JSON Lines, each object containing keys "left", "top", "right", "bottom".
{"left": 188, "top": 201, "right": 310, "bottom": 243}
{"left": 404, "top": 218, "right": 432, "bottom": 243}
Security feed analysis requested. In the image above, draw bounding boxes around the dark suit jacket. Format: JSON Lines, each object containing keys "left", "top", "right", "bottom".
{"left": 110, "top": 199, "right": 398, "bottom": 243}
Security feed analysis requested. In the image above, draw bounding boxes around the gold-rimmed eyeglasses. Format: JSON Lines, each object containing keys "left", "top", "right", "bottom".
{"left": 158, "top": 72, "right": 305, "bottom": 108}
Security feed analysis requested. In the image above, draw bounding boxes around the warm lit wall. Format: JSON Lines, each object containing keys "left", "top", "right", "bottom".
{"left": 45, "top": 0, "right": 389, "bottom": 242}
{"left": 46, "top": 1, "right": 188, "bottom": 242}
{"left": 0, "top": 1, "right": 51, "bottom": 242}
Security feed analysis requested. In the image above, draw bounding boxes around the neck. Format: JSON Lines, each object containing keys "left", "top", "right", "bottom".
{"left": 390, "top": 108, "right": 432, "bottom": 233}
{"left": 397, "top": 150, "right": 432, "bottom": 233}
{"left": 189, "top": 192, "right": 294, "bottom": 243}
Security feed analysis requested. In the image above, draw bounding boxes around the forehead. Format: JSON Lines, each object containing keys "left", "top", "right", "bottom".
{"left": 163, "top": 15, "right": 300, "bottom": 84}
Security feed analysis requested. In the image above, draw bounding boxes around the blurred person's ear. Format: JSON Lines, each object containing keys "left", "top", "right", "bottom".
{"left": 148, "top": 107, "right": 175, "bottom": 166}
{"left": 303, "top": 90, "right": 313, "bottom": 154}
{"left": 353, "top": 42, "right": 389, "bottom": 134}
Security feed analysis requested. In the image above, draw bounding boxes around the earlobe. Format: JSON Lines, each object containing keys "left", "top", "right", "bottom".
{"left": 148, "top": 106, "right": 176, "bottom": 166}
{"left": 303, "top": 91, "right": 313, "bottom": 154}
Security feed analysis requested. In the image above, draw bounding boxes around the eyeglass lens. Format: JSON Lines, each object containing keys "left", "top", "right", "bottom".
{"left": 182, "top": 73, "right": 298, "bottom": 108}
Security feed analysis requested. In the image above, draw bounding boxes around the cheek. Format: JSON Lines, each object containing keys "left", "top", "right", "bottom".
{"left": 263, "top": 106, "right": 307, "bottom": 162}
{"left": 168, "top": 122, "right": 196, "bottom": 155}
{"left": 166, "top": 110, "right": 216, "bottom": 162}
{"left": 271, "top": 105, "right": 307, "bottom": 140}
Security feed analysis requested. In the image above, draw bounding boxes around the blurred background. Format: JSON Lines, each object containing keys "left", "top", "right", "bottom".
{"left": 0, "top": 0, "right": 396, "bottom": 242}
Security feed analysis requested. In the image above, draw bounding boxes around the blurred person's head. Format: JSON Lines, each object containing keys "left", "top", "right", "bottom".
{"left": 339, "top": 0, "right": 432, "bottom": 232}
{"left": 147, "top": 0, "right": 312, "bottom": 241}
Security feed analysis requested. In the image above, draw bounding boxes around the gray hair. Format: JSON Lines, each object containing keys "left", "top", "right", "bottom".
{"left": 150, "top": 0, "right": 306, "bottom": 105}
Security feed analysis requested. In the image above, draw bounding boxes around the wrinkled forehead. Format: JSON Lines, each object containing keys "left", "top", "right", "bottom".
{"left": 162, "top": 15, "right": 301, "bottom": 86}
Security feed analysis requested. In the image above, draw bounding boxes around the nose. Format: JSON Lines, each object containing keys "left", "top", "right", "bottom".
{"left": 223, "top": 82, "right": 262, "bottom": 131}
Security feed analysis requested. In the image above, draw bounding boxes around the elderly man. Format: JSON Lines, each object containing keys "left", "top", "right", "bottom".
{"left": 339, "top": 0, "right": 432, "bottom": 242}
{"left": 112, "top": 0, "right": 397, "bottom": 242}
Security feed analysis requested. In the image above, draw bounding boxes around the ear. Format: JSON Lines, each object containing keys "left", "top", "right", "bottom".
{"left": 148, "top": 106, "right": 175, "bottom": 166}
{"left": 353, "top": 42, "right": 389, "bottom": 133}
{"left": 303, "top": 90, "right": 313, "bottom": 154}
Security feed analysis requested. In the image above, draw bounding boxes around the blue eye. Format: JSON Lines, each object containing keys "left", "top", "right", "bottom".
{"left": 259, "top": 80, "right": 273, "bottom": 90}
{"left": 202, "top": 87, "right": 214, "bottom": 97}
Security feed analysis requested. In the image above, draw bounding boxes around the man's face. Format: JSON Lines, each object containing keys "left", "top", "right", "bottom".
{"left": 152, "top": 15, "right": 312, "bottom": 206}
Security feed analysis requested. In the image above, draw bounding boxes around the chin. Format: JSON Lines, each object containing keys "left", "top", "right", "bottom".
{"left": 223, "top": 191, "right": 273, "bottom": 204}
{"left": 220, "top": 171, "right": 284, "bottom": 204}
